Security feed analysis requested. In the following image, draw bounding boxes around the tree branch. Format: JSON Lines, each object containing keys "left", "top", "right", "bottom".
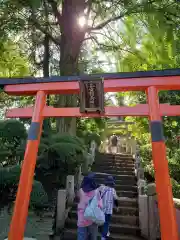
{"left": 90, "top": 35, "right": 146, "bottom": 61}
{"left": 86, "top": 0, "right": 92, "bottom": 18}
{"left": 27, "top": 3, "right": 61, "bottom": 45}
{"left": 88, "top": 11, "right": 133, "bottom": 31}
{"left": 88, "top": 0, "right": 169, "bottom": 31}
{"left": 47, "top": 0, "right": 62, "bottom": 26}
{"left": 89, "top": 12, "right": 129, "bottom": 31}
{"left": 29, "top": 18, "right": 60, "bottom": 45}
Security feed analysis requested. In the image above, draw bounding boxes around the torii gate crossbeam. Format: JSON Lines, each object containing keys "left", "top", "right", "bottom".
{"left": 6, "top": 104, "right": 180, "bottom": 118}
{"left": 2, "top": 68, "right": 180, "bottom": 240}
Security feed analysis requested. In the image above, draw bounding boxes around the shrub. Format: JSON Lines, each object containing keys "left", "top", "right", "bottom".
{"left": 0, "top": 120, "right": 27, "bottom": 165}
{"left": 36, "top": 134, "right": 89, "bottom": 199}
{"left": 169, "top": 159, "right": 180, "bottom": 182}
{"left": 37, "top": 134, "right": 87, "bottom": 174}
{"left": 139, "top": 144, "right": 154, "bottom": 179}
{"left": 139, "top": 144, "right": 152, "bottom": 166}
{"left": 171, "top": 178, "right": 180, "bottom": 199}
{"left": 0, "top": 165, "right": 48, "bottom": 209}
{"left": 30, "top": 180, "right": 49, "bottom": 208}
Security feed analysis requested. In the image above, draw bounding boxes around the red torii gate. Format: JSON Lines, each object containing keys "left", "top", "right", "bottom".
{"left": 2, "top": 68, "right": 180, "bottom": 240}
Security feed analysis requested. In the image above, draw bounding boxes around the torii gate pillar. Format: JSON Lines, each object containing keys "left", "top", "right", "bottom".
{"left": 147, "top": 86, "right": 178, "bottom": 240}
{"left": 8, "top": 91, "right": 46, "bottom": 240}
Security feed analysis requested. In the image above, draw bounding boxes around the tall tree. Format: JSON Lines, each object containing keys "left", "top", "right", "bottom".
{"left": 1, "top": 0, "right": 179, "bottom": 134}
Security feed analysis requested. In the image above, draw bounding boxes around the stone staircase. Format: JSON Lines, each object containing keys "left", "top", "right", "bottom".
{"left": 62, "top": 153, "right": 143, "bottom": 240}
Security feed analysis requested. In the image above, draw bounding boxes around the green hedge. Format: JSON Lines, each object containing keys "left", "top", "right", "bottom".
{"left": 0, "top": 165, "right": 48, "bottom": 208}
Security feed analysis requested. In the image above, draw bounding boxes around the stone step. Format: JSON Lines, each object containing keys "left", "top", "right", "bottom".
{"left": 96, "top": 155, "right": 133, "bottom": 159}
{"left": 95, "top": 177, "right": 137, "bottom": 186}
{"left": 94, "top": 167, "right": 135, "bottom": 173}
{"left": 94, "top": 165, "right": 135, "bottom": 170}
{"left": 111, "top": 214, "right": 139, "bottom": 225}
{"left": 109, "top": 223, "right": 140, "bottom": 235}
{"left": 101, "top": 153, "right": 132, "bottom": 157}
{"left": 103, "top": 155, "right": 134, "bottom": 158}
{"left": 95, "top": 169, "right": 135, "bottom": 175}
{"left": 95, "top": 174, "right": 136, "bottom": 181}
{"left": 62, "top": 229, "right": 143, "bottom": 240}
{"left": 96, "top": 158, "right": 134, "bottom": 163}
{"left": 71, "top": 203, "right": 138, "bottom": 216}
{"left": 69, "top": 210, "right": 139, "bottom": 225}
{"left": 98, "top": 159, "right": 134, "bottom": 163}
{"left": 102, "top": 163, "right": 135, "bottom": 167}
{"left": 117, "top": 206, "right": 138, "bottom": 216}
{"left": 95, "top": 165, "right": 135, "bottom": 170}
{"left": 114, "top": 185, "right": 138, "bottom": 192}
{"left": 73, "top": 198, "right": 138, "bottom": 209}
{"left": 95, "top": 162, "right": 135, "bottom": 168}
{"left": 118, "top": 198, "right": 138, "bottom": 208}
{"left": 99, "top": 170, "right": 135, "bottom": 176}
{"left": 116, "top": 190, "right": 138, "bottom": 198}
{"left": 66, "top": 219, "right": 140, "bottom": 235}
{"left": 114, "top": 157, "right": 134, "bottom": 161}
{"left": 95, "top": 171, "right": 135, "bottom": 177}
{"left": 100, "top": 155, "right": 133, "bottom": 160}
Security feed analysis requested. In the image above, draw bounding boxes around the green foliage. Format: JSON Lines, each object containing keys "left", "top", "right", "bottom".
{"left": 38, "top": 133, "right": 86, "bottom": 170}
{"left": 77, "top": 118, "right": 105, "bottom": 138}
{"left": 108, "top": 10, "right": 180, "bottom": 199}
{"left": 51, "top": 134, "right": 86, "bottom": 151}
{"left": 140, "top": 144, "right": 152, "bottom": 166}
{"left": 0, "top": 119, "right": 27, "bottom": 140}
{"left": 0, "top": 120, "right": 27, "bottom": 165}
{"left": 30, "top": 180, "right": 49, "bottom": 208}
{"left": 37, "top": 134, "right": 88, "bottom": 186}
{"left": 0, "top": 165, "right": 48, "bottom": 208}
{"left": 34, "top": 133, "right": 89, "bottom": 201}
{"left": 0, "top": 39, "right": 30, "bottom": 119}
{"left": 77, "top": 118, "right": 104, "bottom": 146}
{"left": 171, "top": 179, "right": 180, "bottom": 199}
{"left": 139, "top": 142, "right": 180, "bottom": 198}
{"left": 0, "top": 165, "right": 21, "bottom": 185}
{"left": 169, "top": 150, "right": 180, "bottom": 183}
{"left": 0, "top": 40, "right": 30, "bottom": 77}
{"left": 83, "top": 132, "right": 101, "bottom": 147}
{"left": 140, "top": 144, "right": 154, "bottom": 177}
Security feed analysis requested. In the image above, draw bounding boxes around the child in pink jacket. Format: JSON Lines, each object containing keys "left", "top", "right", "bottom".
{"left": 77, "top": 173, "right": 102, "bottom": 240}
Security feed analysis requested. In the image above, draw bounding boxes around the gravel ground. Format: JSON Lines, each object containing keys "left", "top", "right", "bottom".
{"left": 0, "top": 207, "right": 53, "bottom": 240}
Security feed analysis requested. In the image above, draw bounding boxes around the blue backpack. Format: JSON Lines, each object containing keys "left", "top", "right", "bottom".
{"left": 84, "top": 192, "right": 105, "bottom": 225}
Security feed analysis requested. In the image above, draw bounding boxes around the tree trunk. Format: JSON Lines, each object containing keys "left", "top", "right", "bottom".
{"left": 57, "top": 0, "right": 86, "bottom": 135}
{"left": 43, "top": 34, "right": 51, "bottom": 135}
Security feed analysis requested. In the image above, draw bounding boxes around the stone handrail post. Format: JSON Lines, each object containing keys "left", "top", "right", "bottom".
{"left": 55, "top": 175, "right": 76, "bottom": 234}
{"left": 77, "top": 165, "right": 82, "bottom": 191}
{"left": 136, "top": 146, "right": 149, "bottom": 239}
{"left": 117, "top": 137, "right": 136, "bottom": 155}
{"left": 90, "top": 140, "right": 96, "bottom": 164}
{"left": 56, "top": 190, "right": 66, "bottom": 232}
{"left": 83, "top": 140, "right": 97, "bottom": 174}
{"left": 147, "top": 183, "right": 160, "bottom": 240}
{"left": 66, "top": 175, "right": 75, "bottom": 206}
